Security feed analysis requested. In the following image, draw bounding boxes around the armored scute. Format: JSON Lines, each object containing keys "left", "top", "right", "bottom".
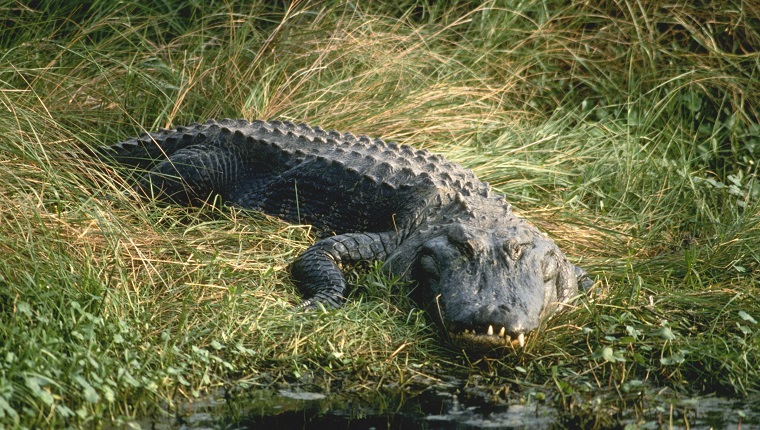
{"left": 101, "top": 119, "right": 590, "bottom": 351}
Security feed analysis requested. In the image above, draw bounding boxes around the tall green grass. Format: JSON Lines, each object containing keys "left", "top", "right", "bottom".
{"left": 1, "top": 0, "right": 758, "bottom": 427}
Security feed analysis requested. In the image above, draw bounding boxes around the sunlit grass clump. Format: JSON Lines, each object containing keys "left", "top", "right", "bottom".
{"left": 1, "top": 0, "right": 758, "bottom": 427}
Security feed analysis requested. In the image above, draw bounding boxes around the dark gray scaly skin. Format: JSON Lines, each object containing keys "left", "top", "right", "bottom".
{"left": 100, "top": 119, "right": 591, "bottom": 351}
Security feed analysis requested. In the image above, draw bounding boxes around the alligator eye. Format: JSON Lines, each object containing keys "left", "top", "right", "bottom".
{"left": 503, "top": 240, "right": 524, "bottom": 261}
{"left": 456, "top": 240, "right": 476, "bottom": 257}
{"left": 448, "top": 226, "right": 477, "bottom": 256}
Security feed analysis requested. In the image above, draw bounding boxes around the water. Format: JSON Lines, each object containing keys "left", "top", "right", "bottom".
{"left": 142, "top": 385, "right": 759, "bottom": 430}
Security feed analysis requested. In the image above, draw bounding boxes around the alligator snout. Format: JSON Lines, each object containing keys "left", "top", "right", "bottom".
{"left": 446, "top": 302, "right": 536, "bottom": 349}
{"left": 448, "top": 323, "right": 528, "bottom": 350}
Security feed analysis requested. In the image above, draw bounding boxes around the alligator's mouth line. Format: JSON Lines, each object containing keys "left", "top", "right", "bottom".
{"left": 435, "top": 298, "right": 526, "bottom": 349}
{"left": 448, "top": 324, "right": 526, "bottom": 348}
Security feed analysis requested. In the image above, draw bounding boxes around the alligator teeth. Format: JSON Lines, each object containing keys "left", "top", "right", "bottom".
{"left": 487, "top": 325, "right": 494, "bottom": 336}
{"left": 498, "top": 327, "right": 506, "bottom": 337}
{"left": 517, "top": 333, "right": 525, "bottom": 347}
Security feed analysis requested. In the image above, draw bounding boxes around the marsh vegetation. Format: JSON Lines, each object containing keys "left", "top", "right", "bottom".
{"left": 1, "top": 1, "right": 758, "bottom": 428}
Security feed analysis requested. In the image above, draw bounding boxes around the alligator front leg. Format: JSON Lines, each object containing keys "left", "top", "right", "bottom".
{"left": 289, "top": 231, "right": 398, "bottom": 309}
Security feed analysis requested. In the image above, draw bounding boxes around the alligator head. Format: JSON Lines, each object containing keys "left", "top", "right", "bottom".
{"left": 391, "top": 220, "right": 588, "bottom": 352}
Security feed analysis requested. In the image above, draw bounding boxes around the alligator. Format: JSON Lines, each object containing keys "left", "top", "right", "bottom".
{"left": 100, "top": 119, "right": 590, "bottom": 351}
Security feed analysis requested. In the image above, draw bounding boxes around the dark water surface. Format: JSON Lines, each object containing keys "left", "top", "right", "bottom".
{"left": 142, "top": 385, "right": 758, "bottom": 430}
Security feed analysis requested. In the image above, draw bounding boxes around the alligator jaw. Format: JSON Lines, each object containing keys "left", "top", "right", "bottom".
{"left": 449, "top": 324, "right": 526, "bottom": 351}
